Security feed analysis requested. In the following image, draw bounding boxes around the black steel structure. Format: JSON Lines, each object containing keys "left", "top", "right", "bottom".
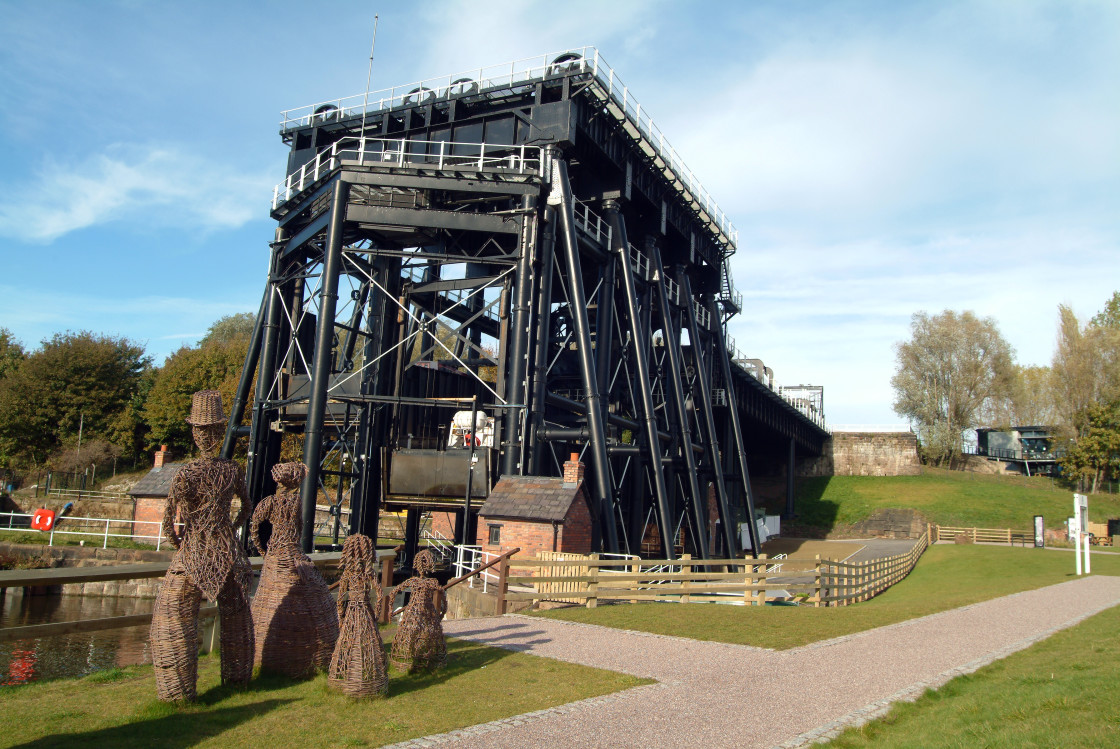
{"left": 222, "top": 48, "right": 829, "bottom": 564}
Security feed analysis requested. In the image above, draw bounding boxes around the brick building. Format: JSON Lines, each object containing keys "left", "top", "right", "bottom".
{"left": 473, "top": 455, "right": 593, "bottom": 558}
{"left": 128, "top": 445, "right": 182, "bottom": 544}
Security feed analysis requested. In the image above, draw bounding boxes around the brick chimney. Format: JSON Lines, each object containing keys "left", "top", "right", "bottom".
{"left": 154, "top": 445, "right": 169, "bottom": 468}
{"left": 562, "top": 452, "right": 585, "bottom": 487}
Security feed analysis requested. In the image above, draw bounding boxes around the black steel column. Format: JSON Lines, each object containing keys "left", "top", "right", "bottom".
{"left": 678, "top": 272, "right": 740, "bottom": 557}
{"left": 529, "top": 207, "right": 557, "bottom": 475}
{"left": 246, "top": 231, "right": 286, "bottom": 505}
{"left": 604, "top": 202, "right": 675, "bottom": 559}
{"left": 786, "top": 436, "right": 796, "bottom": 519}
{"left": 501, "top": 196, "right": 537, "bottom": 475}
{"left": 553, "top": 155, "right": 619, "bottom": 553}
{"left": 221, "top": 290, "right": 266, "bottom": 460}
{"left": 707, "top": 299, "right": 761, "bottom": 556}
{"left": 299, "top": 180, "right": 349, "bottom": 552}
{"left": 650, "top": 250, "right": 709, "bottom": 559}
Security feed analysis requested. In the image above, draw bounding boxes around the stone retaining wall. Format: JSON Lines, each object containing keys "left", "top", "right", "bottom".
{"left": 800, "top": 432, "right": 921, "bottom": 477}
{"left": 0, "top": 542, "right": 173, "bottom": 598}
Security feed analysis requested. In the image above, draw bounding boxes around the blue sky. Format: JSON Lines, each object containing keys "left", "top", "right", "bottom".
{"left": 1, "top": 0, "right": 1116, "bottom": 426}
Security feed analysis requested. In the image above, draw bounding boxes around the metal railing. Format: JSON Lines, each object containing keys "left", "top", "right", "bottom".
{"left": 0, "top": 512, "right": 184, "bottom": 551}
{"left": 453, "top": 544, "right": 501, "bottom": 593}
{"left": 573, "top": 199, "right": 612, "bottom": 248}
{"left": 278, "top": 47, "right": 737, "bottom": 248}
{"left": 272, "top": 137, "right": 543, "bottom": 209}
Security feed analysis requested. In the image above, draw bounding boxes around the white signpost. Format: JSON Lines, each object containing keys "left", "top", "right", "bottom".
{"left": 1074, "top": 493, "right": 1090, "bottom": 575}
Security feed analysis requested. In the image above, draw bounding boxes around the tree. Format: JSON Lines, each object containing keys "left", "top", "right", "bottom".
{"left": 0, "top": 332, "right": 150, "bottom": 467}
{"left": 143, "top": 337, "right": 250, "bottom": 456}
{"left": 1051, "top": 303, "right": 1120, "bottom": 437}
{"left": 1091, "top": 291, "right": 1120, "bottom": 329}
{"left": 891, "top": 310, "right": 1015, "bottom": 467}
{"left": 1059, "top": 400, "right": 1120, "bottom": 493}
{"left": 199, "top": 312, "right": 255, "bottom": 347}
{"left": 0, "top": 329, "right": 25, "bottom": 381}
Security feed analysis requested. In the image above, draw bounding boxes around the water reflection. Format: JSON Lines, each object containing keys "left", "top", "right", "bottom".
{"left": 0, "top": 593, "right": 153, "bottom": 686}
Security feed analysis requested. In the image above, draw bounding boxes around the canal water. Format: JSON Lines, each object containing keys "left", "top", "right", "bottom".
{"left": 1, "top": 592, "right": 153, "bottom": 686}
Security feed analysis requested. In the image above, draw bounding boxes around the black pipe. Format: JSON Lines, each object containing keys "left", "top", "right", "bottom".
{"left": 553, "top": 154, "right": 619, "bottom": 554}
{"left": 679, "top": 272, "right": 740, "bottom": 557}
{"left": 502, "top": 195, "right": 537, "bottom": 475}
{"left": 247, "top": 230, "right": 287, "bottom": 505}
{"left": 604, "top": 201, "right": 676, "bottom": 559}
{"left": 707, "top": 298, "right": 761, "bottom": 557}
{"left": 650, "top": 250, "right": 709, "bottom": 559}
{"left": 221, "top": 291, "right": 266, "bottom": 460}
{"left": 299, "top": 180, "right": 349, "bottom": 552}
{"left": 786, "top": 436, "right": 796, "bottom": 519}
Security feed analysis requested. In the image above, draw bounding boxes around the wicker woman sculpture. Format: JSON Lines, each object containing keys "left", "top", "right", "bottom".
{"left": 150, "top": 390, "right": 254, "bottom": 701}
{"left": 250, "top": 461, "right": 339, "bottom": 678}
{"left": 389, "top": 548, "right": 447, "bottom": 672}
{"left": 329, "top": 533, "right": 389, "bottom": 697}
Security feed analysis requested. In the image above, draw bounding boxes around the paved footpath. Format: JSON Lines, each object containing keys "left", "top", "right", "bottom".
{"left": 387, "top": 576, "right": 1120, "bottom": 749}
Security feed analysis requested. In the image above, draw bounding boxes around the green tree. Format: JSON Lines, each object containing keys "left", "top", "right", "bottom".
{"left": 1091, "top": 291, "right": 1120, "bottom": 329}
{"left": 1059, "top": 401, "right": 1120, "bottom": 493}
{"left": 0, "top": 332, "right": 150, "bottom": 467}
{"left": 0, "top": 329, "right": 25, "bottom": 381}
{"left": 199, "top": 312, "right": 256, "bottom": 347}
{"left": 891, "top": 310, "right": 1016, "bottom": 467}
{"left": 1051, "top": 303, "right": 1120, "bottom": 437}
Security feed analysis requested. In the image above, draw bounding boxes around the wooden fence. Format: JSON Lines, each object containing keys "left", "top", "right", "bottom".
{"left": 931, "top": 525, "right": 1031, "bottom": 545}
{"left": 497, "top": 532, "right": 928, "bottom": 611}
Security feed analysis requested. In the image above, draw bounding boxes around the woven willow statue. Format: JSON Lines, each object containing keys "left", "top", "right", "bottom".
{"left": 150, "top": 390, "right": 254, "bottom": 701}
{"left": 329, "top": 534, "right": 389, "bottom": 698}
{"left": 389, "top": 548, "right": 447, "bottom": 672}
{"left": 250, "top": 461, "right": 339, "bottom": 678}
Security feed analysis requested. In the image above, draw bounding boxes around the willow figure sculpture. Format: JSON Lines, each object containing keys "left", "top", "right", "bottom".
{"left": 150, "top": 390, "right": 254, "bottom": 701}
{"left": 389, "top": 548, "right": 447, "bottom": 672}
{"left": 329, "top": 534, "right": 389, "bottom": 698}
{"left": 250, "top": 461, "right": 339, "bottom": 678}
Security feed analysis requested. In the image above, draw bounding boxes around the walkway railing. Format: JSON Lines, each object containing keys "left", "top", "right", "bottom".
{"left": 453, "top": 545, "right": 501, "bottom": 593}
{"left": 1, "top": 511, "right": 182, "bottom": 550}
{"left": 498, "top": 533, "right": 928, "bottom": 610}
{"left": 932, "top": 525, "right": 1033, "bottom": 545}
{"left": 272, "top": 137, "right": 543, "bottom": 209}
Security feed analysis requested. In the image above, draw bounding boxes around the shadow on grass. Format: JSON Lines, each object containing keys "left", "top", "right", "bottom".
{"left": 787, "top": 476, "right": 839, "bottom": 535}
{"left": 383, "top": 635, "right": 523, "bottom": 697}
{"left": 9, "top": 698, "right": 294, "bottom": 749}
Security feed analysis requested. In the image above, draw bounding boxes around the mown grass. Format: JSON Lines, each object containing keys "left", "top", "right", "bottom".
{"left": 828, "top": 603, "right": 1120, "bottom": 748}
{"left": 0, "top": 629, "right": 648, "bottom": 749}
{"left": 537, "top": 545, "right": 1120, "bottom": 650}
{"left": 792, "top": 468, "right": 1120, "bottom": 533}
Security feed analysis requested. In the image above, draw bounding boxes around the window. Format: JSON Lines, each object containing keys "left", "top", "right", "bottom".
{"left": 488, "top": 524, "right": 501, "bottom": 545}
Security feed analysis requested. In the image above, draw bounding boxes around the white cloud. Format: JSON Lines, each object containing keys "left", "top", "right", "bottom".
{"left": 0, "top": 145, "right": 273, "bottom": 243}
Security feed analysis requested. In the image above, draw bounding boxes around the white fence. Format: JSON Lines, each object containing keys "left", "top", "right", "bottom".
{"left": 0, "top": 512, "right": 183, "bottom": 551}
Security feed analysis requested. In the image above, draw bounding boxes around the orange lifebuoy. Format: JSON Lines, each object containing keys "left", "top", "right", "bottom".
{"left": 463, "top": 432, "right": 481, "bottom": 447}
{"left": 31, "top": 509, "right": 55, "bottom": 531}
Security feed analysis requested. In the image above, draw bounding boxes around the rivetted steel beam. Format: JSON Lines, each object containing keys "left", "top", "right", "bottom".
{"left": 707, "top": 298, "right": 761, "bottom": 557}
{"left": 545, "top": 392, "right": 682, "bottom": 445}
{"left": 650, "top": 249, "right": 709, "bottom": 559}
{"left": 678, "top": 272, "right": 740, "bottom": 557}
{"left": 605, "top": 201, "right": 675, "bottom": 559}
{"left": 553, "top": 154, "right": 619, "bottom": 554}
{"left": 300, "top": 180, "right": 349, "bottom": 553}
{"left": 786, "top": 436, "right": 796, "bottom": 519}
{"left": 501, "top": 196, "right": 537, "bottom": 475}
{"left": 528, "top": 207, "right": 557, "bottom": 475}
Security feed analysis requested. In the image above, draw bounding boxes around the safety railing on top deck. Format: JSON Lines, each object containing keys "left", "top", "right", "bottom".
{"left": 572, "top": 199, "right": 612, "bottom": 249}
{"left": 279, "top": 47, "right": 737, "bottom": 248}
{"left": 272, "top": 137, "right": 543, "bottom": 210}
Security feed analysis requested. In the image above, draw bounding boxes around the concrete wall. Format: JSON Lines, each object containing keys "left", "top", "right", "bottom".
{"left": 800, "top": 432, "right": 921, "bottom": 477}
{"left": 0, "top": 541, "right": 173, "bottom": 598}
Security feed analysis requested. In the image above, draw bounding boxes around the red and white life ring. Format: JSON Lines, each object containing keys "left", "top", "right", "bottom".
{"left": 463, "top": 432, "right": 482, "bottom": 447}
{"left": 31, "top": 509, "right": 55, "bottom": 531}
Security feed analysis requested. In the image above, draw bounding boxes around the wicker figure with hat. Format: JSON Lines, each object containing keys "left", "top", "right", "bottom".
{"left": 328, "top": 533, "right": 389, "bottom": 697}
{"left": 388, "top": 548, "right": 447, "bottom": 672}
{"left": 149, "top": 390, "right": 254, "bottom": 701}
{"left": 250, "top": 461, "right": 339, "bottom": 678}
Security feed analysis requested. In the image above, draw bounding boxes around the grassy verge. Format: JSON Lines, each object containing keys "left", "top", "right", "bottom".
{"left": 536, "top": 545, "right": 1120, "bottom": 650}
{"left": 792, "top": 468, "right": 1120, "bottom": 533}
{"left": 0, "top": 529, "right": 158, "bottom": 551}
{"left": 0, "top": 629, "right": 648, "bottom": 748}
{"left": 827, "top": 603, "right": 1120, "bottom": 748}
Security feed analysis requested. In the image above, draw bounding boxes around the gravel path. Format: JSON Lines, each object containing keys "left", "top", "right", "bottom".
{"left": 383, "top": 575, "right": 1120, "bottom": 749}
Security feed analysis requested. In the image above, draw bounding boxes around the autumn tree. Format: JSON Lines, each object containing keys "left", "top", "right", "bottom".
{"left": 142, "top": 314, "right": 253, "bottom": 457}
{"left": 891, "top": 310, "right": 1016, "bottom": 467}
{"left": 0, "top": 332, "right": 150, "bottom": 468}
{"left": 1051, "top": 303, "right": 1120, "bottom": 437}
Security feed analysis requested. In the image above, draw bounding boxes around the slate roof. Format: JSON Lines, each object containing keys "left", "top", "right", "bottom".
{"left": 477, "top": 474, "right": 584, "bottom": 522}
{"left": 128, "top": 463, "right": 185, "bottom": 498}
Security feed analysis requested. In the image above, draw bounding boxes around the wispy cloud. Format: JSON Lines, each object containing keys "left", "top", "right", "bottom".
{"left": 0, "top": 144, "right": 273, "bottom": 243}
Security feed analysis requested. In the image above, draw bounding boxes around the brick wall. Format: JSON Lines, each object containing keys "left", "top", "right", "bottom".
{"left": 799, "top": 432, "right": 921, "bottom": 477}
{"left": 132, "top": 496, "right": 166, "bottom": 544}
{"left": 559, "top": 488, "right": 592, "bottom": 554}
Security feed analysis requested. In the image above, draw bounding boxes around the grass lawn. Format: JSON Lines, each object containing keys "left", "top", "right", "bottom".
{"left": 827, "top": 603, "right": 1120, "bottom": 748}
{"left": 791, "top": 468, "right": 1120, "bottom": 533}
{"left": 536, "top": 544, "right": 1120, "bottom": 650}
{"left": 0, "top": 629, "right": 648, "bottom": 749}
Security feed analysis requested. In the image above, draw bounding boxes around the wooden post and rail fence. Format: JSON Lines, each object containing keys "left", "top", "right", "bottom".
{"left": 495, "top": 532, "right": 929, "bottom": 611}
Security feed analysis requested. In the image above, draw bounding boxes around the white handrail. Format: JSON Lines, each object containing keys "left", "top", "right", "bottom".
{"left": 1, "top": 511, "right": 184, "bottom": 550}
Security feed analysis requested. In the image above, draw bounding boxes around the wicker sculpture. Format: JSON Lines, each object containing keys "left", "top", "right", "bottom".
{"left": 150, "top": 390, "right": 254, "bottom": 701}
{"left": 389, "top": 548, "right": 448, "bottom": 672}
{"left": 250, "top": 461, "right": 339, "bottom": 678}
{"left": 329, "top": 534, "right": 389, "bottom": 698}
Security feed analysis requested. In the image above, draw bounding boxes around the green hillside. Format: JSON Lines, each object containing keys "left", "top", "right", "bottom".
{"left": 792, "top": 468, "right": 1120, "bottom": 532}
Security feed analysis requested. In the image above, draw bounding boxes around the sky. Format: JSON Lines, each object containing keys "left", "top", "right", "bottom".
{"left": 0, "top": 0, "right": 1116, "bottom": 427}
